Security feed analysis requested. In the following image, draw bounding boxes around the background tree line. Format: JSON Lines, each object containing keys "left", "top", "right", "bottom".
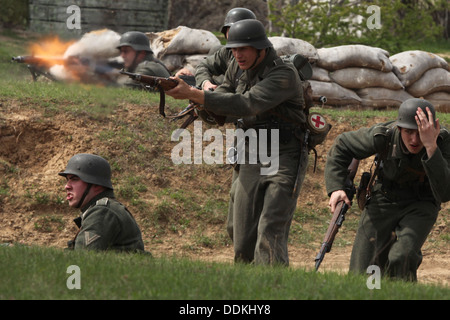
{"left": 1, "top": 0, "right": 448, "bottom": 54}
{"left": 268, "top": 0, "right": 449, "bottom": 52}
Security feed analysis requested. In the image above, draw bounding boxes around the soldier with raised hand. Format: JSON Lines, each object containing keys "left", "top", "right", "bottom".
{"left": 167, "top": 19, "right": 308, "bottom": 266}
{"left": 325, "top": 98, "right": 450, "bottom": 281}
{"left": 59, "top": 153, "right": 146, "bottom": 252}
{"left": 117, "top": 31, "right": 170, "bottom": 88}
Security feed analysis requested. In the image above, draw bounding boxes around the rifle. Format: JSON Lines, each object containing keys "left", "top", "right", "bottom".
{"left": 120, "top": 70, "right": 225, "bottom": 128}
{"left": 12, "top": 56, "right": 123, "bottom": 81}
{"left": 314, "top": 158, "right": 360, "bottom": 271}
{"left": 12, "top": 55, "right": 66, "bottom": 81}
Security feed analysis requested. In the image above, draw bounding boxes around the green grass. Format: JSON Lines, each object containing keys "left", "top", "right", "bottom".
{"left": 1, "top": 245, "right": 449, "bottom": 300}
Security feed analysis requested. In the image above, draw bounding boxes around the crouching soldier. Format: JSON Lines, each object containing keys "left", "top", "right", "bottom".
{"left": 59, "top": 153, "right": 146, "bottom": 252}
{"left": 325, "top": 99, "right": 450, "bottom": 281}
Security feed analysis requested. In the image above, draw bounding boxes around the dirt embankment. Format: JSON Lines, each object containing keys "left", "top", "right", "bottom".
{"left": 0, "top": 100, "right": 449, "bottom": 287}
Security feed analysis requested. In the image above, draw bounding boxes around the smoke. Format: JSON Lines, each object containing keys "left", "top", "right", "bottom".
{"left": 49, "top": 29, "right": 123, "bottom": 83}
{"left": 64, "top": 29, "right": 121, "bottom": 60}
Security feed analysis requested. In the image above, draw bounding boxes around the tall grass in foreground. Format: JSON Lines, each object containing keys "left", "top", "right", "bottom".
{"left": 0, "top": 245, "right": 448, "bottom": 301}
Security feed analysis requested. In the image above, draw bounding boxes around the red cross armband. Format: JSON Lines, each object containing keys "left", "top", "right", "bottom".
{"left": 306, "top": 113, "right": 328, "bottom": 135}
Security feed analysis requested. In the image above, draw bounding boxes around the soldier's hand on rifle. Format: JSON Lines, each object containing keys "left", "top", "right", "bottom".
{"left": 329, "top": 190, "right": 351, "bottom": 213}
{"left": 202, "top": 80, "right": 218, "bottom": 91}
{"left": 166, "top": 76, "right": 205, "bottom": 105}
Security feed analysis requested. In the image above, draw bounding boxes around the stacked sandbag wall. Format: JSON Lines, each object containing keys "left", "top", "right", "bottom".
{"left": 390, "top": 51, "right": 450, "bottom": 111}
{"left": 146, "top": 27, "right": 449, "bottom": 112}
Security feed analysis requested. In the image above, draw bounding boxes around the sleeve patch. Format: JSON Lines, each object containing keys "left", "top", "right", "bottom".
{"left": 85, "top": 232, "right": 101, "bottom": 246}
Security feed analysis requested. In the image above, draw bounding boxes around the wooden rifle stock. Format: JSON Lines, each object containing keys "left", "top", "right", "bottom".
{"left": 120, "top": 70, "right": 226, "bottom": 128}
{"left": 315, "top": 158, "right": 360, "bottom": 271}
{"left": 120, "top": 70, "right": 180, "bottom": 117}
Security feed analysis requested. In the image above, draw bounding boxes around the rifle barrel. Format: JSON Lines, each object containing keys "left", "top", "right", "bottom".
{"left": 12, "top": 55, "right": 66, "bottom": 66}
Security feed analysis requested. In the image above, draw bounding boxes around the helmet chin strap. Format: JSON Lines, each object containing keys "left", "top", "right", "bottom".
{"left": 249, "top": 49, "right": 262, "bottom": 70}
{"left": 75, "top": 183, "right": 92, "bottom": 209}
{"left": 130, "top": 51, "right": 145, "bottom": 71}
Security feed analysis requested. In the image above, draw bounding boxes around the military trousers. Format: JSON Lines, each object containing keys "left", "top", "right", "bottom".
{"left": 226, "top": 136, "right": 308, "bottom": 266}
{"left": 349, "top": 186, "right": 439, "bottom": 281}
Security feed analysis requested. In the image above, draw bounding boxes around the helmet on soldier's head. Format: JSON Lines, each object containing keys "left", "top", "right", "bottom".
{"left": 221, "top": 8, "right": 257, "bottom": 36}
{"left": 59, "top": 154, "right": 113, "bottom": 190}
{"left": 117, "top": 31, "right": 152, "bottom": 53}
{"left": 225, "top": 19, "right": 272, "bottom": 50}
{"left": 397, "top": 98, "right": 436, "bottom": 130}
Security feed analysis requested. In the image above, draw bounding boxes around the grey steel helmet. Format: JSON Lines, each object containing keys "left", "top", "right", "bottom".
{"left": 397, "top": 98, "right": 436, "bottom": 130}
{"left": 117, "top": 31, "right": 152, "bottom": 53}
{"left": 221, "top": 7, "right": 257, "bottom": 35}
{"left": 59, "top": 154, "right": 113, "bottom": 190}
{"left": 225, "top": 19, "right": 272, "bottom": 50}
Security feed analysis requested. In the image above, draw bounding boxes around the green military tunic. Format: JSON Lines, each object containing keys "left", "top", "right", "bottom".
{"left": 325, "top": 120, "right": 450, "bottom": 280}
{"left": 203, "top": 47, "right": 308, "bottom": 265}
{"left": 72, "top": 189, "right": 145, "bottom": 252}
{"left": 195, "top": 45, "right": 232, "bottom": 88}
{"left": 119, "top": 53, "right": 170, "bottom": 89}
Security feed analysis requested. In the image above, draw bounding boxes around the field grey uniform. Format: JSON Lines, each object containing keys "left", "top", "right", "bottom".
{"left": 73, "top": 189, "right": 145, "bottom": 252}
{"left": 203, "top": 20, "right": 308, "bottom": 266}
{"left": 120, "top": 54, "right": 170, "bottom": 89}
{"left": 325, "top": 110, "right": 450, "bottom": 280}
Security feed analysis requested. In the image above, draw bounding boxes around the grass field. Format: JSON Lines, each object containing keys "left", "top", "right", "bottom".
{"left": 1, "top": 245, "right": 449, "bottom": 301}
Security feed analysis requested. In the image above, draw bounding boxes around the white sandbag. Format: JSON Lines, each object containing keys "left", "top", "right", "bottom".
{"left": 147, "top": 26, "right": 221, "bottom": 58}
{"left": 329, "top": 67, "right": 404, "bottom": 90}
{"left": 356, "top": 87, "right": 414, "bottom": 108}
{"left": 390, "top": 50, "right": 449, "bottom": 87}
{"left": 268, "top": 36, "right": 319, "bottom": 62}
{"left": 183, "top": 54, "right": 208, "bottom": 75}
{"left": 424, "top": 92, "right": 450, "bottom": 112}
{"left": 311, "top": 66, "right": 331, "bottom": 82}
{"left": 309, "top": 80, "right": 361, "bottom": 105}
{"left": 160, "top": 54, "right": 186, "bottom": 72}
{"left": 407, "top": 68, "right": 450, "bottom": 97}
{"left": 317, "top": 45, "right": 392, "bottom": 72}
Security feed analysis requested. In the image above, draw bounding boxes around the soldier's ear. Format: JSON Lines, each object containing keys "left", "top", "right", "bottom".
{"left": 92, "top": 184, "right": 106, "bottom": 193}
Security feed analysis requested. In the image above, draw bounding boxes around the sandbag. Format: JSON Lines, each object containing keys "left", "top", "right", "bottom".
{"left": 160, "top": 54, "right": 186, "bottom": 72}
{"left": 311, "top": 66, "right": 331, "bottom": 82}
{"left": 407, "top": 68, "right": 450, "bottom": 97}
{"left": 268, "top": 36, "right": 319, "bottom": 62}
{"left": 424, "top": 92, "right": 450, "bottom": 113}
{"left": 183, "top": 54, "right": 208, "bottom": 74}
{"left": 356, "top": 87, "right": 414, "bottom": 108}
{"left": 390, "top": 50, "right": 449, "bottom": 87}
{"left": 309, "top": 80, "right": 361, "bottom": 105}
{"left": 316, "top": 45, "right": 392, "bottom": 72}
{"left": 147, "top": 26, "right": 221, "bottom": 58}
{"left": 329, "top": 67, "right": 404, "bottom": 90}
